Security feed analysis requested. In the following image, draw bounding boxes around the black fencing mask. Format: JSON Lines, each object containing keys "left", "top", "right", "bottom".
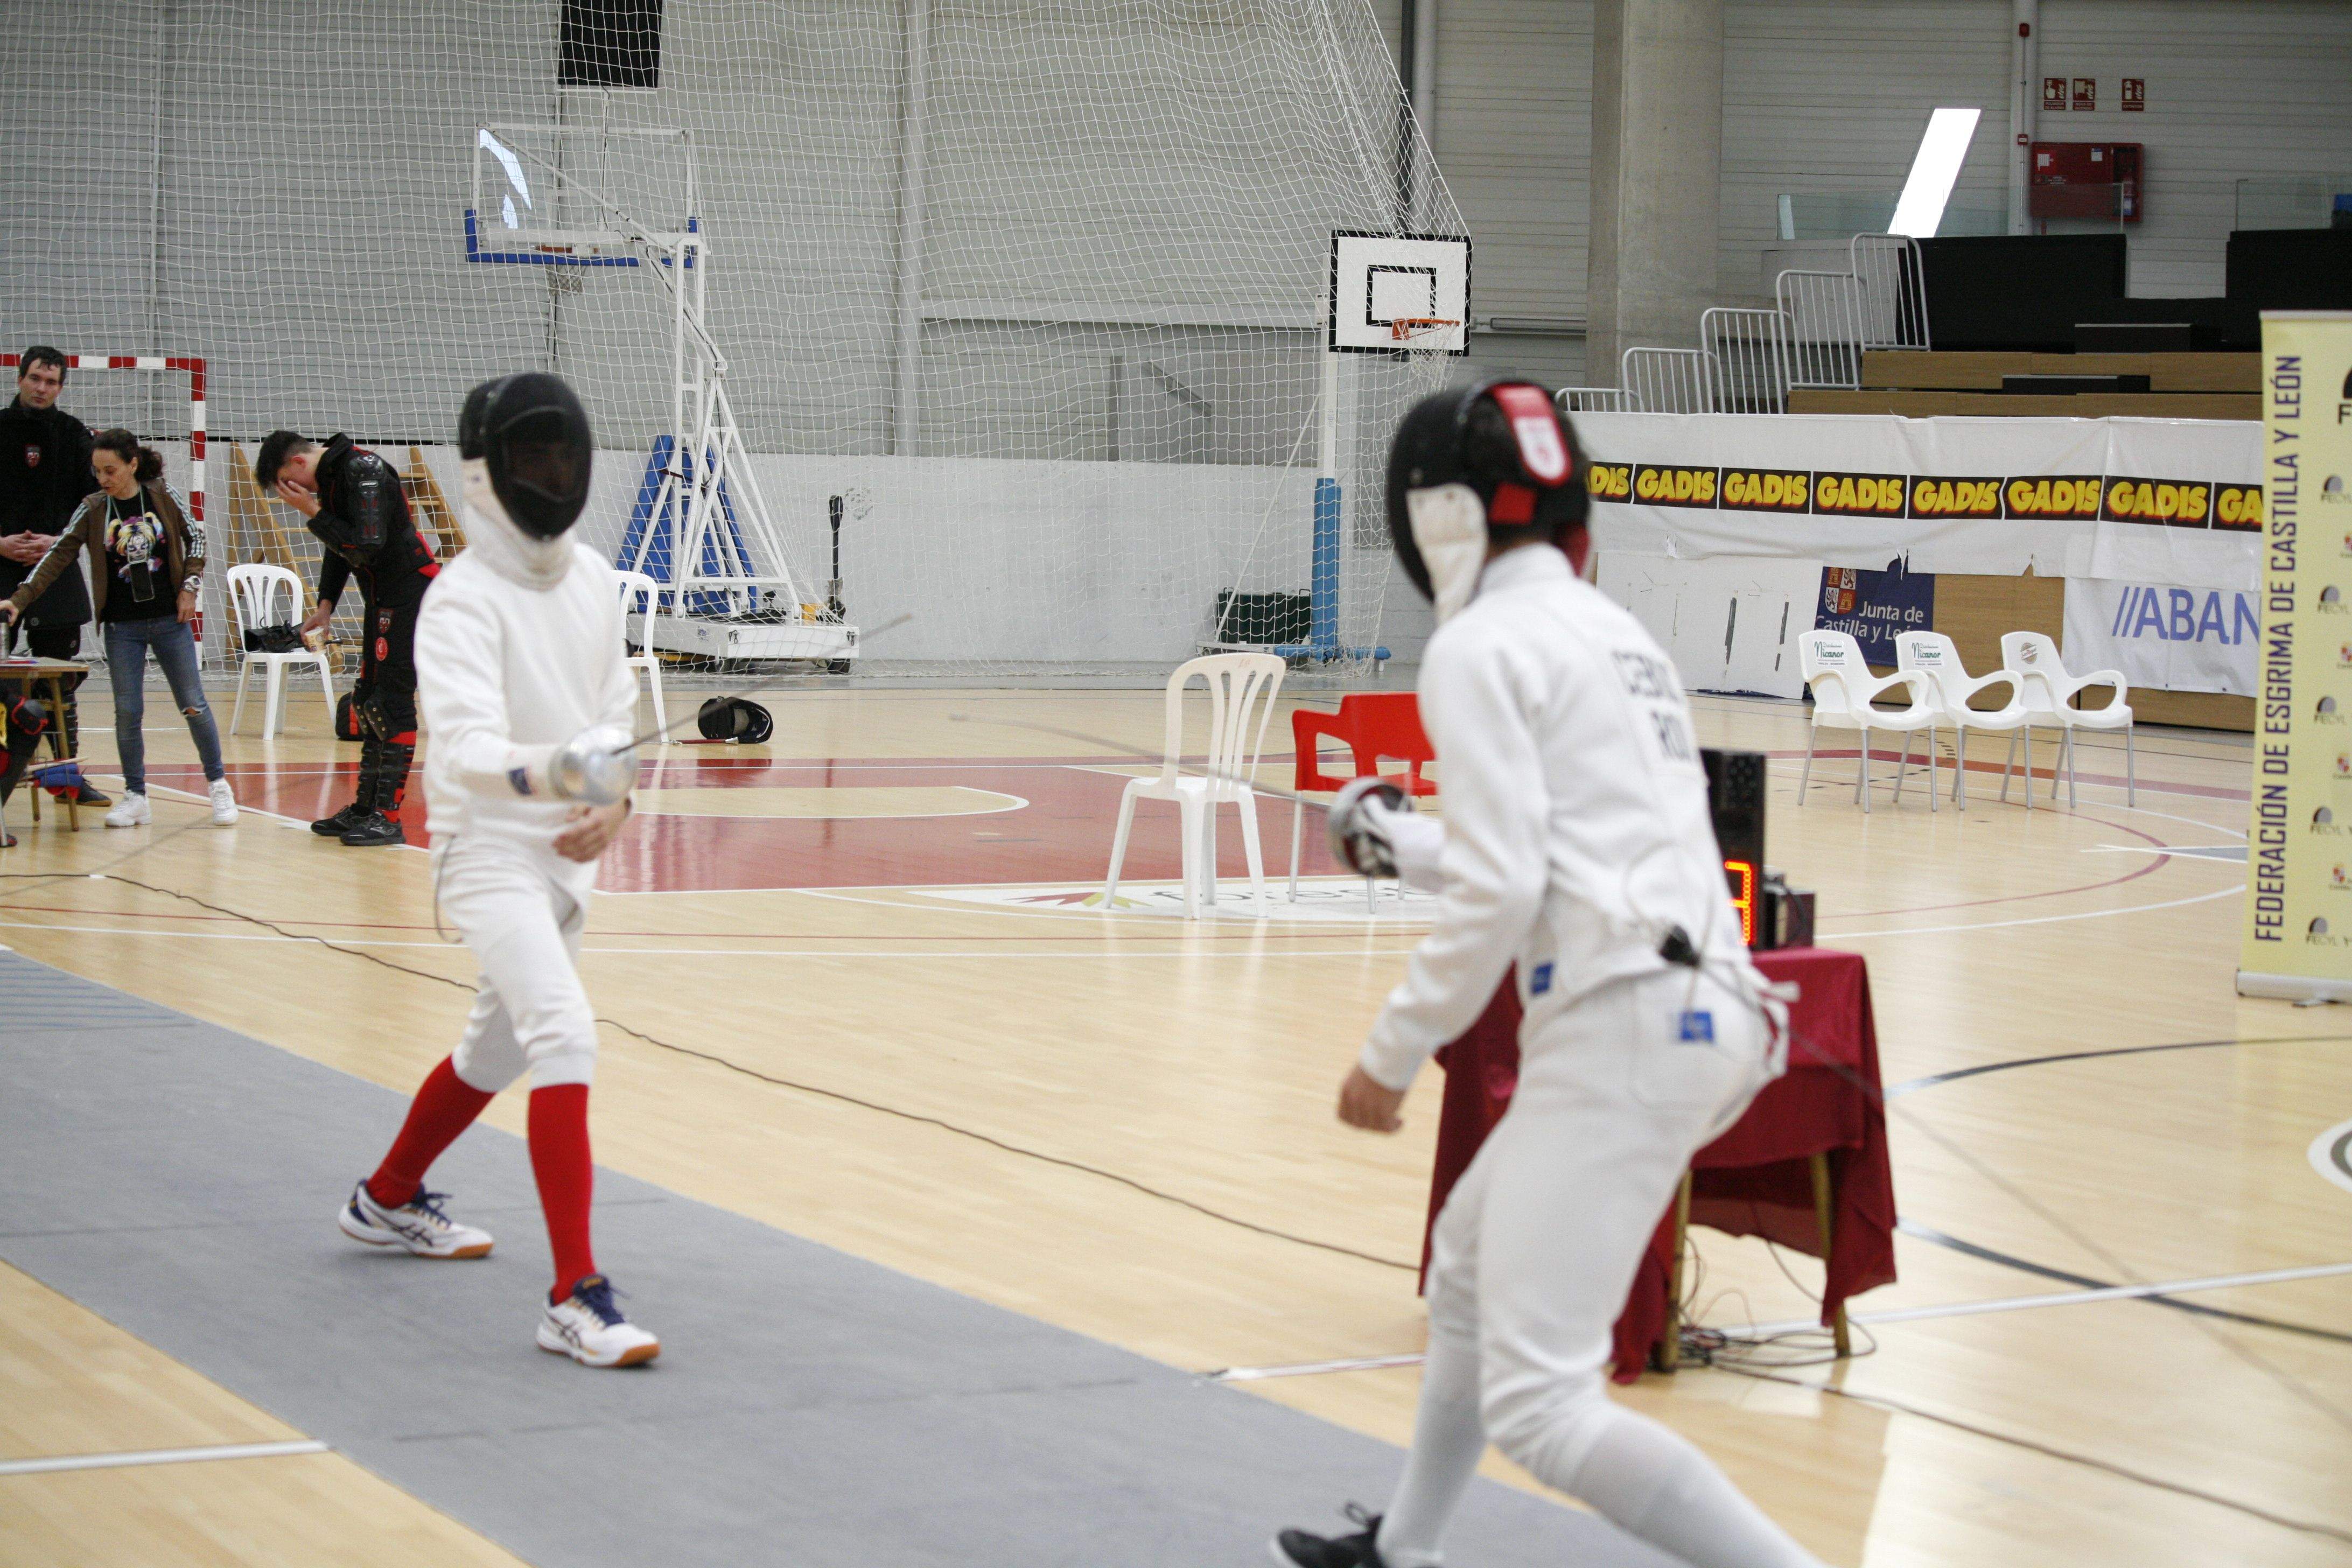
{"left": 459, "top": 372, "right": 594, "bottom": 541}
{"left": 697, "top": 696, "right": 774, "bottom": 745}
{"left": 1385, "top": 380, "right": 1587, "bottom": 623}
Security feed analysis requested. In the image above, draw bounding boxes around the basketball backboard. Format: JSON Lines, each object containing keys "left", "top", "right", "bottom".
{"left": 1328, "top": 230, "right": 1471, "bottom": 354}
{"left": 466, "top": 123, "right": 696, "bottom": 264}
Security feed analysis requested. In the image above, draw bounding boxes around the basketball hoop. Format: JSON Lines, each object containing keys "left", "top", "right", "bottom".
{"left": 1389, "top": 316, "right": 1461, "bottom": 345}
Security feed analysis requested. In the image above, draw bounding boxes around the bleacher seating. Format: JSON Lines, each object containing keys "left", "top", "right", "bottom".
{"left": 1788, "top": 349, "right": 2258, "bottom": 421}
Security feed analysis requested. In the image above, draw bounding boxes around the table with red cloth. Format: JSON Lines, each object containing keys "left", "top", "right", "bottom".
{"left": 1420, "top": 947, "right": 1896, "bottom": 1382}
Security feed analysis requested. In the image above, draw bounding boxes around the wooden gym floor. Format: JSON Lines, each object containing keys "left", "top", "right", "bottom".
{"left": 1, "top": 677, "right": 2346, "bottom": 1567}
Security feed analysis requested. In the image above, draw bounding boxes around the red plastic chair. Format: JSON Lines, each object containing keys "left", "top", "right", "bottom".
{"left": 1289, "top": 692, "right": 1437, "bottom": 897}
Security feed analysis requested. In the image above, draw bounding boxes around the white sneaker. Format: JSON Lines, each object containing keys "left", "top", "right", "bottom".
{"left": 208, "top": 778, "right": 238, "bottom": 826}
{"left": 103, "top": 792, "right": 150, "bottom": 828}
{"left": 538, "top": 1275, "right": 660, "bottom": 1368}
{"left": 337, "top": 1180, "right": 494, "bottom": 1259}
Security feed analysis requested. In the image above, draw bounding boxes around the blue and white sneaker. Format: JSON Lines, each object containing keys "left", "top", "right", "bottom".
{"left": 337, "top": 1180, "right": 494, "bottom": 1259}
{"left": 537, "top": 1275, "right": 660, "bottom": 1368}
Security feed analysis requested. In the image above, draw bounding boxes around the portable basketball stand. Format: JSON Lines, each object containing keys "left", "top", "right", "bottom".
{"left": 465, "top": 123, "right": 858, "bottom": 669}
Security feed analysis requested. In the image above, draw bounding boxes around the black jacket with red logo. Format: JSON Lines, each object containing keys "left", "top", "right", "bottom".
{"left": 310, "top": 433, "right": 437, "bottom": 612}
{"left": 0, "top": 398, "right": 96, "bottom": 626}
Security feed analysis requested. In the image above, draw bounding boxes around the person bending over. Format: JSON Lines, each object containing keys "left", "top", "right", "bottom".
{"left": 336, "top": 372, "right": 659, "bottom": 1368}
{"left": 254, "top": 426, "right": 439, "bottom": 846}
{"left": 1272, "top": 382, "right": 1816, "bottom": 1568}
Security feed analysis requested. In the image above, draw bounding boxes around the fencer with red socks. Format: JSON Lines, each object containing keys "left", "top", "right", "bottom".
{"left": 337, "top": 372, "right": 658, "bottom": 1369}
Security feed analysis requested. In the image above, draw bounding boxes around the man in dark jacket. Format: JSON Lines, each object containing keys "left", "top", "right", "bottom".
{"left": 255, "top": 429, "right": 440, "bottom": 846}
{"left": 0, "top": 346, "right": 108, "bottom": 806}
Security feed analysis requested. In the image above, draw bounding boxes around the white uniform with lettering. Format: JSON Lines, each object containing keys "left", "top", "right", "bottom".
{"left": 1360, "top": 542, "right": 1818, "bottom": 1568}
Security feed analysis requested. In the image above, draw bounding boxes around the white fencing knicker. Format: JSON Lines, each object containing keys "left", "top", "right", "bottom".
{"left": 438, "top": 835, "right": 600, "bottom": 1094}
{"left": 1376, "top": 965, "right": 1822, "bottom": 1568}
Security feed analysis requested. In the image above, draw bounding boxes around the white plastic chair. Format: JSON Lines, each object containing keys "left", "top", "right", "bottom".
{"left": 2003, "top": 632, "right": 2135, "bottom": 807}
{"left": 1895, "top": 631, "right": 2034, "bottom": 811}
{"left": 226, "top": 563, "right": 334, "bottom": 738}
{"left": 616, "top": 570, "right": 667, "bottom": 739}
{"left": 1103, "top": 654, "right": 1285, "bottom": 917}
{"left": 1797, "top": 630, "right": 1939, "bottom": 814}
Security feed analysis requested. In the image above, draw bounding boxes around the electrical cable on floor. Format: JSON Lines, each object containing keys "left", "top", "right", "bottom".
{"left": 13, "top": 772, "right": 2352, "bottom": 1526}
{"left": 46, "top": 869, "right": 1424, "bottom": 1276}
{"left": 953, "top": 708, "right": 2352, "bottom": 1440}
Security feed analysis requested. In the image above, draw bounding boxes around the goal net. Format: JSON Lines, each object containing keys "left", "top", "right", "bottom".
{"left": 0, "top": 1, "right": 1464, "bottom": 678}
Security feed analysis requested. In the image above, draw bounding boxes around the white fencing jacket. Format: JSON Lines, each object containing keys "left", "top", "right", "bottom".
{"left": 1360, "top": 543, "right": 1761, "bottom": 1091}
{"left": 415, "top": 540, "right": 636, "bottom": 894}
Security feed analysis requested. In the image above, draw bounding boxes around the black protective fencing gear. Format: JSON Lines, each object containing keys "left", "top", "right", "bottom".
{"left": 458, "top": 373, "right": 594, "bottom": 540}
{"left": 1385, "top": 380, "right": 1587, "bottom": 611}
{"left": 696, "top": 696, "right": 773, "bottom": 745}
{"left": 1, "top": 696, "right": 51, "bottom": 803}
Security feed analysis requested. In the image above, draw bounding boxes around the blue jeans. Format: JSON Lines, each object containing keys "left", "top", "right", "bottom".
{"left": 105, "top": 615, "right": 224, "bottom": 794}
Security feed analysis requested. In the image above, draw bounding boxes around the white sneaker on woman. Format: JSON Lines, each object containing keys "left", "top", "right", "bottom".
{"left": 104, "top": 792, "right": 150, "bottom": 828}
{"left": 208, "top": 778, "right": 237, "bottom": 826}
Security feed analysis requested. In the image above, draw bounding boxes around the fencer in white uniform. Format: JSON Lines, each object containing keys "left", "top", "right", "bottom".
{"left": 1274, "top": 383, "right": 1819, "bottom": 1568}
{"left": 337, "top": 372, "right": 657, "bottom": 1368}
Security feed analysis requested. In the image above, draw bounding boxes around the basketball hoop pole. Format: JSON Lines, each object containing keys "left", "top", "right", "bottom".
{"left": 1311, "top": 320, "right": 1342, "bottom": 656}
{"left": 1265, "top": 299, "right": 1384, "bottom": 666}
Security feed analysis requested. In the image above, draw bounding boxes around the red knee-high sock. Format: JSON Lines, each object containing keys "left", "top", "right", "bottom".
{"left": 367, "top": 1058, "right": 495, "bottom": 1208}
{"left": 528, "top": 1084, "right": 597, "bottom": 1303}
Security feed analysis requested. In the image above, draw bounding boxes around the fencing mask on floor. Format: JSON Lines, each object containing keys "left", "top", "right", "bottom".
{"left": 459, "top": 372, "right": 594, "bottom": 588}
{"left": 697, "top": 696, "right": 774, "bottom": 745}
{"left": 1385, "top": 380, "right": 1588, "bottom": 625}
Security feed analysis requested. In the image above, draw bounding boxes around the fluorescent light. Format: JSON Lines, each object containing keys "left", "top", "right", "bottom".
{"left": 1889, "top": 107, "right": 1981, "bottom": 238}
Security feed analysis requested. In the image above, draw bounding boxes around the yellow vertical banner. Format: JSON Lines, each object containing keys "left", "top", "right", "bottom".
{"left": 2240, "top": 311, "right": 2352, "bottom": 1000}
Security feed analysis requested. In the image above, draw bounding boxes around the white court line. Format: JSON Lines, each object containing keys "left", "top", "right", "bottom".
{"left": 1822, "top": 883, "right": 2243, "bottom": 941}
{"left": 2083, "top": 843, "right": 2246, "bottom": 861}
{"left": 1212, "top": 1352, "right": 1426, "bottom": 1382}
{"left": 0, "top": 1439, "right": 328, "bottom": 1476}
{"left": 1207, "top": 1260, "right": 2352, "bottom": 1382}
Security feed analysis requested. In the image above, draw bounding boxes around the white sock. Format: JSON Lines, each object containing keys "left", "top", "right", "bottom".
{"left": 1375, "top": 1320, "right": 1485, "bottom": 1568}
{"left": 1560, "top": 1401, "right": 1824, "bottom": 1568}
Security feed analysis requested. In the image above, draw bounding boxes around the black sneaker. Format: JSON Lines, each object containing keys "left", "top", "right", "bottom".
{"left": 1272, "top": 1505, "right": 1390, "bottom": 1567}
{"left": 339, "top": 810, "right": 406, "bottom": 848}
{"left": 311, "top": 801, "right": 368, "bottom": 837}
{"left": 72, "top": 782, "right": 111, "bottom": 807}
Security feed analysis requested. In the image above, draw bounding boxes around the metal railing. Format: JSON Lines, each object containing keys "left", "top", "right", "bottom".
{"left": 1620, "top": 347, "right": 1718, "bottom": 414}
{"left": 1561, "top": 232, "right": 1922, "bottom": 413}
{"left": 1774, "top": 269, "right": 1867, "bottom": 389}
{"left": 1698, "top": 307, "right": 1791, "bottom": 414}
{"left": 1848, "top": 234, "right": 1930, "bottom": 351}
{"left": 1555, "top": 386, "right": 1629, "bottom": 414}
